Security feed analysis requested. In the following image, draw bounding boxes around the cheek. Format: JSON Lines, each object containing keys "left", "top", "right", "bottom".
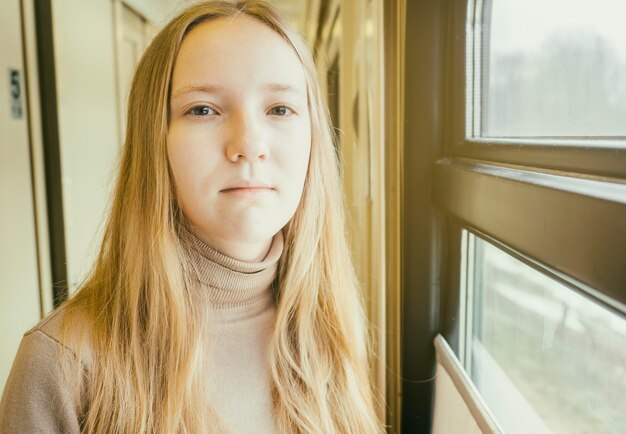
{"left": 167, "top": 127, "right": 216, "bottom": 184}
{"left": 282, "top": 128, "right": 311, "bottom": 199}
{"left": 167, "top": 145, "right": 205, "bottom": 222}
{"left": 297, "top": 128, "right": 312, "bottom": 180}
{"left": 166, "top": 138, "right": 190, "bottom": 193}
{"left": 285, "top": 121, "right": 312, "bottom": 168}
{"left": 167, "top": 132, "right": 206, "bottom": 205}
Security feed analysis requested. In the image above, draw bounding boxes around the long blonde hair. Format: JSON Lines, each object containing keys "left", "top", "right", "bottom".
{"left": 59, "top": 1, "right": 383, "bottom": 432}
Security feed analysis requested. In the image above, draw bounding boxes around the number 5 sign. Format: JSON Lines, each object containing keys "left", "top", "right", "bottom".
{"left": 9, "top": 68, "right": 23, "bottom": 119}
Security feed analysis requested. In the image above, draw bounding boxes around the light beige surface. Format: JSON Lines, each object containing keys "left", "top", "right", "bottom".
{"left": 115, "top": 3, "right": 149, "bottom": 143}
{"left": 0, "top": 0, "right": 42, "bottom": 394}
{"left": 432, "top": 361, "right": 484, "bottom": 434}
{"left": 52, "top": 0, "right": 122, "bottom": 294}
{"left": 121, "top": 0, "right": 181, "bottom": 24}
{"left": 431, "top": 335, "right": 502, "bottom": 434}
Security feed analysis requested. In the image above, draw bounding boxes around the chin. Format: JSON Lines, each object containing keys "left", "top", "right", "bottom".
{"left": 208, "top": 213, "right": 287, "bottom": 245}
{"left": 226, "top": 226, "right": 276, "bottom": 244}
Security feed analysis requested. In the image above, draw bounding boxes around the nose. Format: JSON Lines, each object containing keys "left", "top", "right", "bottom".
{"left": 225, "top": 114, "right": 270, "bottom": 162}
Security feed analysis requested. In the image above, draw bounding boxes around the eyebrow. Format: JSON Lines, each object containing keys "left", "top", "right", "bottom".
{"left": 171, "top": 84, "right": 224, "bottom": 99}
{"left": 171, "top": 83, "right": 303, "bottom": 99}
{"left": 262, "top": 83, "right": 300, "bottom": 93}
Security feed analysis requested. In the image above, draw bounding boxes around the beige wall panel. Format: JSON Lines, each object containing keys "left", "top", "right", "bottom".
{"left": 432, "top": 336, "right": 503, "bottom": 434}
{"left": 0, "top": 0, "right": 42, "bottom": 392}
{"left": 116, "top": 3, "right": 147, "bottom": 141}
{"left": 336, "top": 0, "right": 387, "bottom": 423}
{"left": 52, "top": 0, "right": 121, "bottom": 293}
{"left": 123, "top": 0, "right": 184, "bottom": 25}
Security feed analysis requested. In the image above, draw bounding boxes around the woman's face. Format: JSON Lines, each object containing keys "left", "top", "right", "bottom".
{"left": 167, "top": 15, "right": 311, "bottom": 261}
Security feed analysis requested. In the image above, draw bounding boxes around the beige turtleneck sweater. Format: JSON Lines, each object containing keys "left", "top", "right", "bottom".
{"left": 0, "top": 228, "right": 283, "bottom": 434}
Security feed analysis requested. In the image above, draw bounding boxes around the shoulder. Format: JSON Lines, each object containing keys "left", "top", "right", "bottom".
{"left": 24, "top": 306, "right": 72, "bottom": 353}
{"left": 24, "top": 303, "right": 94, "bottom": 368}
{"left": 0, "top": 306, "right": 88, "bottom": 433}
{"left": 17, "top": 304, "right": 87, "bottom": 367}
{"left": 5, "top": 313, "right": 75, "bottom": 391}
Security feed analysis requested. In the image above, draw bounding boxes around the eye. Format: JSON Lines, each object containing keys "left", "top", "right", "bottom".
{"left": 269, "top": 105, "right": 294, "bottom": 116}
{"left": 186, "top": 105, "right": 218, "bottom": 117}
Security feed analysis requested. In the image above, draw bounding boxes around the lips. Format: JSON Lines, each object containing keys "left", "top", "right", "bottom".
{"left": 222, "top": 187, "right": 273, "bottom": 192}
{"left": 221, "top": 180, "right": 274, "bottom": 191}
{"left": 220, "top": 186, "right": 275, "bottom": 199}
{"left": 221, "top": 180, "right": 275, "bottom": 198}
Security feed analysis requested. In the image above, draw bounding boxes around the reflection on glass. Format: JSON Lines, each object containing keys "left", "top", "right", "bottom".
{"left": 468, "top": 234, "right": 626, "bottom": 434}
{"left": 480, "top": 0, "right": 626, "bottom": 138}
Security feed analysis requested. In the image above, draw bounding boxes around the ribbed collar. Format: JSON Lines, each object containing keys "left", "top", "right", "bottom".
{"left": 180, "top": 226, "right": 283, "bottom": 309}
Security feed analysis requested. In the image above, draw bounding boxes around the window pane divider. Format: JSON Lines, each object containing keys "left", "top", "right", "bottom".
{"left": 468, "top": 137, "right": 626, "bottom": 150}
{"left": 433, "top": 157, "right": 626, "bottom": 310}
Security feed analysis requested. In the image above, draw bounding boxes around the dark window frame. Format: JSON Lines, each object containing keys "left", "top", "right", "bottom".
{"left": 400, "top": 1, "right": 625, "bottom": 432}
{"left": 437, "top": 0, "right": 626, "bottom": 353}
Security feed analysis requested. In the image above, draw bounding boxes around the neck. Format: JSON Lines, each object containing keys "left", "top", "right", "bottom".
{"left": 186, "top": 228, "right": 273, "bottom": 263}
{"left": 179, "top": 225, "right": 284, "bottom": 309}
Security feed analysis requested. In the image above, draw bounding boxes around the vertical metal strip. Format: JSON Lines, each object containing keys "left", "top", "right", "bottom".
{"left": 459, "top": 228, "right": 469, "bottom": 366}
{"left": 33, "top": 0, "right": 68, "bottom": 306}
{"left": 472, "top": 0, "right": 484, "bottom": 137}
{"left": 465, "top": 232, "right": 476, "bottom": 374}
{"left": 465, "top": 0, "right": 475, "bottom": 137}
{"left": 20, "top": 0, "right": 55, "bottom": 316}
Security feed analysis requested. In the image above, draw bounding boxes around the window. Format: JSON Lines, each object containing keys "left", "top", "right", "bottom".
{"left": 458, "top": 0, "right": 626, "bottom": 176}
{"left": 434, "top": 1, "right": 626, "bottom": 432}
{"left": 478, "top": 0, "right": 626, "bottom": 139}
{"left": 461, "top": 231, "right": 626, "bottom": 433}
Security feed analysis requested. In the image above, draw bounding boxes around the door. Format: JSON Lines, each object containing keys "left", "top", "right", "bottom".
{"left": 0, "top": 0, "right": 44, "bottom": 393}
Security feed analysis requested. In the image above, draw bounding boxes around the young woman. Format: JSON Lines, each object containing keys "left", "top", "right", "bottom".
{"left": 0, "top": 1, "right": 383, "bottom": 433}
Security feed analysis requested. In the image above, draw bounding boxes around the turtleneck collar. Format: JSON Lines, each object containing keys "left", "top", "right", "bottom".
{"left": 180, "top": 225, "right": 284, "bottom": 309}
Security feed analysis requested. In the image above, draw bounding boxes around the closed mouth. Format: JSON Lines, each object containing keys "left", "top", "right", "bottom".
{"left": 222, "top": 187, "right": 273, "bottom": 191}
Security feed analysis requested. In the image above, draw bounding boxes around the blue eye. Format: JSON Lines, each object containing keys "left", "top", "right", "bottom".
{"left": 269, "top": 105, "right": 293, "bottom": 116}
{"left": 187, "top": 105, "right": 217, "bottom": 117}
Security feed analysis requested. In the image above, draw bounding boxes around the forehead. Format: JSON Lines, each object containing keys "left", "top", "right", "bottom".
{"left": 171, "top": 15, "right": 307, "bottom": 94}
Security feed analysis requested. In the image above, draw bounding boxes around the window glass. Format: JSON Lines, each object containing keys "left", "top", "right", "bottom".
{"left": 466, "top": 233, "right": 626, "bottom": 433}
{"left": 479, "top": 0, "right": 626, "bottom": 139}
